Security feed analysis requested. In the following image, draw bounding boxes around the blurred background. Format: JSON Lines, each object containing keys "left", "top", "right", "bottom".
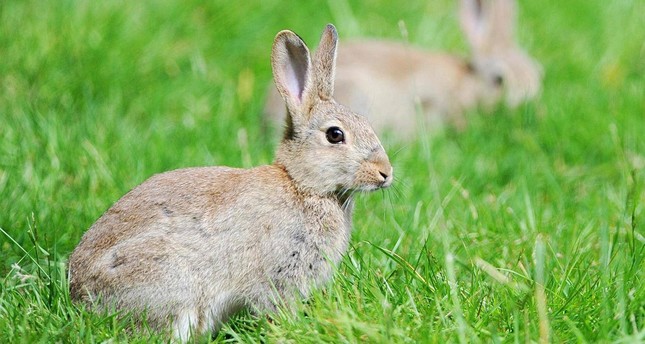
{"left": 0, "top": 0, "right": 643, "bottom": 342}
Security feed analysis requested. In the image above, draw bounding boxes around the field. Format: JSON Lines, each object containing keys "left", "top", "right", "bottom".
{"left": 1, "top": 0, "right": 643, "bottom": 342}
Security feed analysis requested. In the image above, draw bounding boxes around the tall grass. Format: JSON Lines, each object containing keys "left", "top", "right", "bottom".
{"left": 1, "top": 0, "right": 643, "bottom": 342}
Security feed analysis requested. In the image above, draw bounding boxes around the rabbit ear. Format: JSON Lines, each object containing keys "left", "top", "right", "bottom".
{"left": 459, "top": 0, "right": 487, "bottom": 52}
{"left": 460, "top": 0, "right": 517, "bottom": 52}
{"left": 312, "top": 24, "right": 338, "bottom": 101}
{"left": 487, "top": 0, "right": 517, "bottom": 48}
{"left": 271, "top": 30, "right": 314, "bottom": 121}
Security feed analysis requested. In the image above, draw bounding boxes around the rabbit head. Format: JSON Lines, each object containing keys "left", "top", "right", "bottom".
{"left": 271, "top": 24, "right": 393, "bottom": 196}
{"left": 460, "top": 0, "right": 543, "bottom": 108}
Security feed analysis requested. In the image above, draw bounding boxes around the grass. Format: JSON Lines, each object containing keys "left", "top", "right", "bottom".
{"left": 1, "top": 0, "right": 643, "bottom": 342}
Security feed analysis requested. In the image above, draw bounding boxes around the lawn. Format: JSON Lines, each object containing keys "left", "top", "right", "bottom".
{"left": 1, "top": 0, "right": 643, "bottom": 342}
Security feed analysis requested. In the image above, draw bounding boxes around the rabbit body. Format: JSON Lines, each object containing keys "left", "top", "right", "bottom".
{"left": 69, "top": 165, "right": 349, "bottom": 337}
{"left": 334, "top": 41, "right": 490, "bottom": 133}
{"left": 264, "top": 41, "right": 485, "bottom": 136}
{"left": 264, "top": 0, "right": 542, "bottom": 137}
{"left": 69, "top": 24, "right": 393, "bottom": 340}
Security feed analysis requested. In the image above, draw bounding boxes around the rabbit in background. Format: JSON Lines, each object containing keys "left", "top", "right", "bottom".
{"left": 264, "top": 0, "right": 543, "bottom": 137}
{"left": 68, "top": 24, "right": 393, "bottom": 341}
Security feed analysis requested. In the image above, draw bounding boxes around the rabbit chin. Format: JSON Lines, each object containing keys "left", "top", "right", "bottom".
{"left": 333, "top": 184, "right": 373, "bottom": 196}
{"left": 360, "top": 184, "right": 385, "bottom": 192}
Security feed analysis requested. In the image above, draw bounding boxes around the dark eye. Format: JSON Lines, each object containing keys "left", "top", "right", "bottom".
{"left": 492, "top": 74, "right": 504, "bottom": 87}
{"left": 325, "top": 126, "right": 345, "bottom": 144}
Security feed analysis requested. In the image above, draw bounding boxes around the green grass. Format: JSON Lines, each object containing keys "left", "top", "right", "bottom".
{"left": 1, "top": 0, "right": 643, "bottom": 342}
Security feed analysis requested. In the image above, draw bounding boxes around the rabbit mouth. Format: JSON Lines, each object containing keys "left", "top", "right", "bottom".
{"left": 353, "top": 177, "right": 393, "bottom": 192}
{"left": 344, "top": 164, "right": 393, "bottom": 193}
{"left": 380, "top": 176, "right": 393, "bottom": 189}
{"left": 364, "top": 179, "right": 392, "bottom": 191}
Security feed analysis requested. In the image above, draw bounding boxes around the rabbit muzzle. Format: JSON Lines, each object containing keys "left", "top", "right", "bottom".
{"left": 360, "top": 147, "right": 393, "bottom": 191}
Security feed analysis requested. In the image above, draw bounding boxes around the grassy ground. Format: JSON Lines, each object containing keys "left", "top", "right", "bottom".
{"left": 1, "top": 0, "right": 643, "bottom": 342}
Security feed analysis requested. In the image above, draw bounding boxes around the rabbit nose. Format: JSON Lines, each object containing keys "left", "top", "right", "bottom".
{"left": 378, "top": 166, "right": 394, "bottom": 188}
{"left": 369, "top": 146, "right": 393, "bottom": 187}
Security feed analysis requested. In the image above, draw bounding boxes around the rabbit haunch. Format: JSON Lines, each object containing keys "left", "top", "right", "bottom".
{"left": 68, "top": 24, "right": 392, "bottom": 341}
{"left": 264, "top": 0, "right": 542, "bottom": 137}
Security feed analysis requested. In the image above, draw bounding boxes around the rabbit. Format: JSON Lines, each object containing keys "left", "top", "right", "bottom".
{"left": 264, "top": 0, "right": 543, "bottom": 137}
{"left": 68, "top": 24, "right": 393, "bottom": 341}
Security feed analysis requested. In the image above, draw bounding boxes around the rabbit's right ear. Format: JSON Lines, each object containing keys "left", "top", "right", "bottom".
{"left": 271, "top": 30, "right": 314, "bottom": 127}
{"left": 311, "top": 24, "right": 338, "bottom": 101}
{"left": 460, "top": 0, "right": 517, "bottom": 52}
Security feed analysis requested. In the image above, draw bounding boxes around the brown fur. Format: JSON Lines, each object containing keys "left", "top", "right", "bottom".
{"left": 68, "top": 24, "right": 392, "bottom": 341}
{"left": 264, "top": 0, "right": 543, "bottom": 137}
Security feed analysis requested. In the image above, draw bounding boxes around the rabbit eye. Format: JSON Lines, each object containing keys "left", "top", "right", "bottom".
{"left": 493, "top": 74, "right": 504, "bottom": 87}
{"left": 325, "top": 127, "right": 345, "bottom": 144}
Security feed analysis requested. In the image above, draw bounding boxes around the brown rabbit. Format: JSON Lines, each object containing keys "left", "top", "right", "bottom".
{"left": 264, "top": 0, "right": 543, "bottom": 136}
{"left": 68, "top": 24, "right": 393, "bottom": 341}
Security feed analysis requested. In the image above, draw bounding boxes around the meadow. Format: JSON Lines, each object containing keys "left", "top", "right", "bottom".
{"left": 1, "top": 0, "right": 643, "bottom": 342}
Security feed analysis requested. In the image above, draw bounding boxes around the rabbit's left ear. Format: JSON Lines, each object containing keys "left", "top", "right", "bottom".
{"left": 460, "top": 0, "right": 518, "bottom": 52}
{"left": 487, "top": 0, "right": 517, "bottom": 47}
{"left": 312, "top": 24, "right": 338, "bottom": 101}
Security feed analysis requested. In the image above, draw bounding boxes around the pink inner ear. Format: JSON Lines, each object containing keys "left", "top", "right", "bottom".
{"left": 282, "top": 42, "right": 309, "bottom": 103}
{"left": 284, "top": 63, "right": 304, "bottom": 102}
